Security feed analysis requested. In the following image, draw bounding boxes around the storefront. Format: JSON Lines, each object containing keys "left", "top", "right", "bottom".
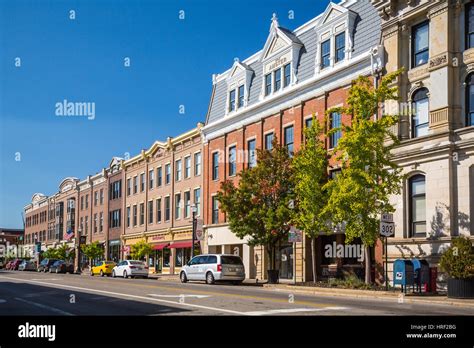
{"left": 149, "top": 240, "right": 199, "bottom": 275}
{"left": 276, "top": 243, "right": 294, "bottom": 280}
{"left": 108, "top": 239, "right": 120, "bottom": 262}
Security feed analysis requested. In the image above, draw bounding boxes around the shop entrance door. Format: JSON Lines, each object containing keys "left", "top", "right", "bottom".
{"left": 155, "top": 250, "right": 162, "bottom": 273}
{"left": 278, "top": 244, "right": 293, "bottom": 279}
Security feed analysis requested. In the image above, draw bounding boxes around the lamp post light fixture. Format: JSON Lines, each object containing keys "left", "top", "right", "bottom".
{"left": 191, "top": 204, "right": 197, "bottom": 258}
{"left": 76, "top": 228, "right": 82, "bottom": 274}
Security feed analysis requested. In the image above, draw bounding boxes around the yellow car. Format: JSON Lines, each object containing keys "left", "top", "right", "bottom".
{"left": 90, "top": 261, "right": 116, "bottom": 277}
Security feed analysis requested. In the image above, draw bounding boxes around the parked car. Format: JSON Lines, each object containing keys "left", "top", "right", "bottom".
{"left": 49, "top": 260, "right": 74, "bottom": 274}
{"left": 37, "top": 258, "right": 59, "bottom": 272}
{"left": 91, "top": 261, "right": 116, "bottom": 277}
{"left": 180, "top": 254, "right": 245, "bottom": 285}
{"left": 18, "top": 260, "right": 36, "bottom": 271}
{"left": 112, "top": 260, "right": 148, "bottom": 279}
{"left": 6, "top": 259, "right": 23, "bottom": 271}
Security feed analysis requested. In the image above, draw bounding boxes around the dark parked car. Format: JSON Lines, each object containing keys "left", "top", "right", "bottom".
{"left": 37, "top": 258, "right": 58, "bottom": 272}
{"left": 18, "top": 260, "right": 36, "bottom": 271}
{"left": 6, "top": 259, "right": 22, "bottom": 270}
{"left": 49, "top": 260, "right": 74, "bottom": 274}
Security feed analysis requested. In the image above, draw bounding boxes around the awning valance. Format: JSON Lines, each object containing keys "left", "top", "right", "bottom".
{"left": 169, "top": 240, "right": 198, "bottom": 249}
{"left": 152, "top": 242, "right": 169, "bottom": 251}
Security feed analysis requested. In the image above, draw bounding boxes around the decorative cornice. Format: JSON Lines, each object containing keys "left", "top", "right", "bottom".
{"left": 427, "top": 1, "right": 449, "bottom": 19}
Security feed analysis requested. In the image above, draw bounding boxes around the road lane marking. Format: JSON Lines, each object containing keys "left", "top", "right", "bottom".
{"left": 148, "top": 294, "right": 211, "bottom": 299}
{"left": 1, "top": 276, "right": 243, "bottom": 315}
{"left": 243, "top": 306, "right": 348, "bottom": 316}
{"left": 14, "top": 297, "right": 74, "bottom": 316}
{"left": 0, "top": 299, "right": 6, "bottom": 304}
{"left": 31, "top": 278, "right": 60, "bottom": 281}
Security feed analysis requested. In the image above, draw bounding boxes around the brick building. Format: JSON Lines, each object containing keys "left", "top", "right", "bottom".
{"left": 201, "top": 1, "right": 384, "bottom": 281}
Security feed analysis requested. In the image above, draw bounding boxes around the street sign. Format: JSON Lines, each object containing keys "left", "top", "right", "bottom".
{"left": 288, "top": 226, "right": 303, "bottom": 243}
{"left": 195, "top": 219, "right": 204, "bottom": 241}
{"left": 380, "top": 221, "right": 395, "bottom": 237}
{"left": 381, "top": 213, "right": 394, "bottom": 223}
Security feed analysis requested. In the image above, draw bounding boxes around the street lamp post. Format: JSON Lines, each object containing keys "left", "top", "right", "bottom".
{"left": 191, "top": 204, "right": 197, "bottom": 258}
{"left": 76, "top": 228, "right": 82, "bottom": 274}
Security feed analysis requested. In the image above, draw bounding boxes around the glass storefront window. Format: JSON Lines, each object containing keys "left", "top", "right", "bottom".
{"left": 175, "top": 248, "right": 184, "bottom": 267}
{"left": 163, "top": 248, "right": 170, "bottom": 268}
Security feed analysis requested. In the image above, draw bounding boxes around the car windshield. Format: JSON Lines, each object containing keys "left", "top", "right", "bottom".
{"left": 220, "top": 256, "right": 243, "bottom": 265}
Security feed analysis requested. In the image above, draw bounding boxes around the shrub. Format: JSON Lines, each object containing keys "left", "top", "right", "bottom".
{"left": 439, "top": 235, "right": 474, "bottom": 279}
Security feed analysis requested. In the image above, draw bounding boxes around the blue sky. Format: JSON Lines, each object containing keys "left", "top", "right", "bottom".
{"left": 0, "top": 0, "right": 330, "bottom": 228}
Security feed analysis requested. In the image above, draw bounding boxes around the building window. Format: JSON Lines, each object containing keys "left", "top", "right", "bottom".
{"left": 127, "top": 178, "right": 131, "bottom": 196}
{"left": 194, "top": 152, "right": 201, "bottom": 176}
{"left": 284, "top": 63, "right": 291, "bottom": 88}
{"left": 111, "top": 180, "right": 121, "bottom": 200}
{"left": 126, "top": 206, "right": 130, "bottom": 227}
{"left": 148, "top": 201, "right": 154, "bottom": 224}
{"left": 133, "top": 205, "right": 137, "bottom": 226}
{"left": 184, "top": 191, "right": 191, "bottom": 218}
{"left": 265, "top": 73, "right": 272, "bottom": 96}
{"left": 165, "top": 164, "right": 171, "bottom": 184}
{"left": 149, "top": 169, "right": 154, "bottom": 189}
{"left": 412, "top": 21, "right": 429, "bottom": 68}
{"left": 467, "top": 74, "right": 474, "bottom": 126}
{"left": 140, "top": 173, "right": 145, "bottom": 192}
{"left": 330, "top": 168, "right": 342, "bottom": 180}
{"left": 85, "top": 216, "right": 88, "bottom": 234}
{"left": 412, "top": 88, "right": 429, "bottom": 137}
{"left": 99, "top": 212, "right": 103, "bottom": 232}
{"left": 85, "top": 194, "right": 89, "bottom": 209}
{"left": 329, "top": 112, "right": 342, "bottom": 148}
{"left": 321, "top": 39, "right": 331, "bottom": 69}
{"left": 100, "top": 189, "right": 104, "bottom": 205}
{"left": 184, "top": 156, "right": 191, "bottom": 179}
{"left": 467, "top": 3, "right": 474, "bottom": 49}
{"left": 284, "top": 125, "right": 294, "bottom": 156}
{"left": 175, "top": 193, "right": 181, "bottom": 219}
{"left": 265, "top": 132, "right": 274, "bottom": 150}
{"left": 157, "top": 167, "right": 162, "bottom": 187}
{"left": 248, "top": 139, "right": 256, "bottom": 168}
{"left": 80, "top": 196, "right": 84, "bottom": 210}
{"left": 139, "top": 203, "right": 144, "bottom": 225}
{"left": 156, "top": 198, "right": 162, "bottom": 223}
{"left": 409, "top": 175, "right": 426, "bottom": 237}
{"left": 175, "top": 160, "right": 182, "bottom": 181}
{"left": 212, "top": 196, "right": 219, "bottom": 224}
{"left": 133, "top": 176, "right": 138, "bottom": 194}
{"left": 212, "top": 152, "right": 219, "bottom": 180}
{"left": 194, "top": 188, "right": 201, "bottom": 216}
{"left": 94, "top": 192, "right": 98, "bottom": 206}
{"left": 94, "top": 213, "right": 97, "bottom": 233}
{"left": 228, "top": 146, "right": 237, "bottom": 176}
{"left": 229, "top": 89, "right": 236, "bottom": 112}
{"left": 305, "top": 117, "right": 313, "bottom": 129}
{"left": 274, "top": 68, "right": 281, "bottom": 92}
{"left": 238, "top": 85, "right": 245, "bottom": 108}
{"left": 110, "top": 209, "right": 121, "bottom": 228}
{"left": 335, "top": 32, "right": 345, "bottom": 63}
{"left": 165, "top": 196, "right": 170, "bottom": 221}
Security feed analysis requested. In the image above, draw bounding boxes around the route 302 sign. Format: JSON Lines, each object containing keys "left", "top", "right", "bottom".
{"left": 380, "top": 213, "right": 395, "bottom": 237}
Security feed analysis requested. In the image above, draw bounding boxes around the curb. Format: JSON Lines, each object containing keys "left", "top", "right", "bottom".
{"left": 263, "top": 284, "right": 474, "bottom": 308}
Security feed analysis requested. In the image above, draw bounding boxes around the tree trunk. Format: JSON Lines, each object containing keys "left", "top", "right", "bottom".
{"left": 364, "top": 245, "right": 371, "bottom": 284}
{"left": 311, "top": 237, "right": 317, "bottom": 283}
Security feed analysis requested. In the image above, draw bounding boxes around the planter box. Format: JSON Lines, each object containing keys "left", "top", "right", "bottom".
{"left": 447, "top": 278, "right": 474, "bottom": 299}
{"left": 267, "top": 269, "right": 279, "bottom": 284}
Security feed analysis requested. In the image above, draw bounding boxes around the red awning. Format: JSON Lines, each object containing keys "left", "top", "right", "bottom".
{"left": 169, "top": 241, "right": 198, "bottom": 249}
{"left": 152, "top": 243, "right": 169, "bottom": 251}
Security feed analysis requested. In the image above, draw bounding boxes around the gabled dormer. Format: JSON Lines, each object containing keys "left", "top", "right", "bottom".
{"left": 259, "top": 13, "right": 303, "bottom": 101}
{"left": 225, "top": 58, "right": 254, "bottom": 115}
{"left": 314, "top": 2, "right": 358, "bottom": 73}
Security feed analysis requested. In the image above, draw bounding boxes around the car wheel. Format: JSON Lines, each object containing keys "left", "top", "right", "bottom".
{"left": 206, "top": 272, "right": 215, "bottom": 285}
{"left": 123, "top": 270, "right": 128, "bottom": 279}
{"left": 112, "top": 270, "right": 116, "bottom": 278}
{"left": 180, "top": 272, "right": 188, "bottom": 283}
{"left": 100, "top": 270, "right": 104, "bottom": 277}
{"left": 90, "top": 270, "right": 94, "bottom": 276}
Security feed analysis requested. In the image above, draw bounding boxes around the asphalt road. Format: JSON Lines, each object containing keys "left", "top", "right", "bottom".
{"left": 0, "top": 270, "right": 473, "bottom": 316}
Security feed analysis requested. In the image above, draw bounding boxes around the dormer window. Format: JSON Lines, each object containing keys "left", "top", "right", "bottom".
{"left": 265, "top": 73, "right": 272, "bottom": 96}
{"left": 229, "top": 90, "right": 236, "bottom": 112}
{"left": 335, "top": 32, "right": 345, "bottom": 63}
{"left": 321, "top": 39, "right": 331, "bottom": 69}
{"left": 284, "top": 63, "right": 291, "bottom": 87}
{"left": 238, "top": 85, "right": 245, "bottom": 108}
{"left": 274, "top": 69, "right": 281, "bottom": 91}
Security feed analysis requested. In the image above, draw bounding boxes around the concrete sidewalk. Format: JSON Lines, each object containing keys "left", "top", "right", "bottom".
{"left": 262, "top": 283, "right": 474, "bottom": 308}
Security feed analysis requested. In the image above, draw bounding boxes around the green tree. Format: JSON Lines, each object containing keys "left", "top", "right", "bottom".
{"left": 42, "top": 247, "right": 59, "bottom": 259}
{"left": 55, "top": 244, "right": 74, "bottom": 261}
{"left": 130, "top": 239, "right": 153, "bottom": 261}
{"left": 217, "top": 138, "right": 294, "bottom": 274}
{"left": 291, "top": 116, "right": 329, "bottom": 283}
{"left": 440, "top": 235, "right": 474, "bottom": 279}
{"left": 81, "top": 241, "right": 104, "bottom": 267}
{"left": 323, "top": 69, "right": 405, "bottom": 284}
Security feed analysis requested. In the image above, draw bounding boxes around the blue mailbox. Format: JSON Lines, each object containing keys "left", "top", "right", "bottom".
{"left": 393, "top": 259, "right": 414, "bottom": 293}
{"left": 412, "top": 258, "right": 430, "bottom": 292}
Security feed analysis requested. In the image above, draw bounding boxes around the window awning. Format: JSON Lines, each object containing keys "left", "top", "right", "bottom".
{"left": 152, "top": 242, "right": 170, "bottom": 250}
{"left": 169, "top": 240, "right": 199, "bottom": 249}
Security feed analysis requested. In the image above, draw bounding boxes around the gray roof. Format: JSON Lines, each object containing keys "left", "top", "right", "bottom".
{"left": 205, "top": 0, "right": 380, "bottom": 126}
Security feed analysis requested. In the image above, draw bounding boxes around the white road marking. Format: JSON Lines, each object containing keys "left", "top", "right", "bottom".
{"left": 0, "top": 299, "right": 6, "bottom": 304}
{"left": 31, "top": 278, "right": 60, "bottom": 281}
{"left": 243, "top": 306, "right": 348, "bottom": 316}
{"left": 148, "top": 294, "right": 211, "bottom": 299}
{"left": 14, "top": 297, "right": 74, "bottom": 316}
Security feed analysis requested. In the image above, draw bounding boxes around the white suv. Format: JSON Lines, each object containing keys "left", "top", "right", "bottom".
{"left": 112, "top": 260, "right": 149, "bottom": 279}
{"left": 180, "top": 254, "right": 245, "bottom": 285}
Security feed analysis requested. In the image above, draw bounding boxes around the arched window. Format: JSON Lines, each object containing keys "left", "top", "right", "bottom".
{"left": 466, "top": 74, "right": 474, "bottom": 127}
{"left": 412, "top": 88, "right": 429, "bottom": 137}
{"left": 409, "top": 174, "right": 426, "bottom": 238}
